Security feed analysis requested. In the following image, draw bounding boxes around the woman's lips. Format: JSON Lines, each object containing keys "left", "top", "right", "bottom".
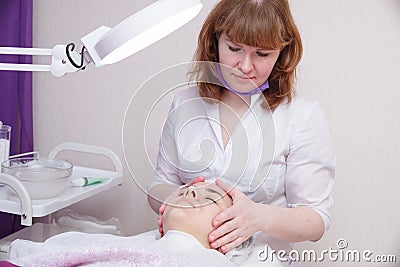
{"left": 232, "top": 73, "right": 255, "bottom": 82}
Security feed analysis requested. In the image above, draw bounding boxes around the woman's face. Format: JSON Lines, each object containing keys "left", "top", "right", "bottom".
{"left": 217, "top": 31, "right": 280, "bottom": 94}
{"left": 162, "top": 182, "right": 232, "bottom": 239}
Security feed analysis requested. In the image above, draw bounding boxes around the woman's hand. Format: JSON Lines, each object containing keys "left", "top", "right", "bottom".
{"left": 158, "top": 176, "right": 205, "bottom": 237}
{"left": 208, "top": 179, "right": 262, "bottom": 253}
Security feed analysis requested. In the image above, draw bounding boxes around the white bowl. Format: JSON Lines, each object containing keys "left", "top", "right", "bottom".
{"left": 1, "top": 158, "right": 73, "bottom": 199}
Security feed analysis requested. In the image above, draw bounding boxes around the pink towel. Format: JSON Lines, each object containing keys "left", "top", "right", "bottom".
{"left": 8, "top": 232, "right": 188, "bottom": 267}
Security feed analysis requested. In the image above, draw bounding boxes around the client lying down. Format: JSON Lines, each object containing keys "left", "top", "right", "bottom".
{"left": 3, "top": 182, "right": 276, "bottom": 267}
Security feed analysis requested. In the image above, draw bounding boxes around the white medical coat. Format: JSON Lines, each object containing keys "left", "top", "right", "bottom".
{"left": 149, "top": 87, "right": 335, "bottom": 253}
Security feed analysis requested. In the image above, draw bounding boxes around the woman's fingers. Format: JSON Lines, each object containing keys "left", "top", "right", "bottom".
{"left": 209, "top": 220, "right": 249, "bottom": 253}
{"left": 159, "top": 202, "right": 167, "bottom": 214}
{"left": 212, "top": 229, "right": 246, "bottom": 253}
{"left": 158, "top": 202, "right": 168, "bottom": 236}
{"left": 158, "top": 192, "right": 175, "bottom": 236}
{"left": 215, "top": 179, "right": 236, "bottom": 198}
{"left": 209, "top": 216, "right": 237, "bottom": 242}
{"left": 212, "top": 208, "right": 229, "bottom": 228}
{"left": 209, "top": 211, "right": 236, "bottom": 241}
{"left": 188, "top": 175, "right": 205, "bottom": 186}
{"left": 210, "top": 179, "right": 259, "bottom": 253}
{"left": 212, "top": 179, "right": 242, "bottom": 228}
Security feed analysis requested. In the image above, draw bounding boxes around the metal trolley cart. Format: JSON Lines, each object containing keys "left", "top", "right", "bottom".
{"left": 0, "top": 142, "right": 123, "bottom": 259}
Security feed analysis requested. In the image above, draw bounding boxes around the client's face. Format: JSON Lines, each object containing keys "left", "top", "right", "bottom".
{"left": 162, "top": 182, "right": 232, "bottom": 248}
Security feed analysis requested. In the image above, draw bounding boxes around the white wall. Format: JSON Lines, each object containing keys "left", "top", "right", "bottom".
{"left": 32, "top": 0, "right": 209, "bottom": 235}
{"left": 33, "top": 1, "right": 399, "bottom": 266}
{"left": 290, "top": 1, "right": 400, "bottom": 266}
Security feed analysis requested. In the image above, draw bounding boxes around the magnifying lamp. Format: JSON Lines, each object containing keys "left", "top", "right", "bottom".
{"left": 0, "top": 0, "right": 203, "bottom": 77}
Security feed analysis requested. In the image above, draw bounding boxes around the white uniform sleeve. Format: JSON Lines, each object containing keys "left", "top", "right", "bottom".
{"left": 285, "top": 102, "right": 336, "bottom": 232}
{"left": 147, "top": 92, "right": 184, "bottom": 191}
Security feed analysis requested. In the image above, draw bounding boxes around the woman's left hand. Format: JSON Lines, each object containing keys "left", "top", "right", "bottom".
{"left": 208, "top": 179, "right": 261, "bottom": 253}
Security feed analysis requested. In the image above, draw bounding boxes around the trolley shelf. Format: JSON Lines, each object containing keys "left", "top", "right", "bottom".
{"left": 0, "top": 142, "right": 123, "bottom": 226}
{"left": 0, "top": 166, "right": 122, "bottom": 217}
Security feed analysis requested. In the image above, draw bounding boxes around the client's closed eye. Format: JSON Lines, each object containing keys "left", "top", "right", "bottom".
{"left": 205, "top": 197, "right": 217, "bottom": 204}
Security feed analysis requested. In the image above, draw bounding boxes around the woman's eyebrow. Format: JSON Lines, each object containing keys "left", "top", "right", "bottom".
{"left": 225, "top": 37, "right": 274, "bottom": 52}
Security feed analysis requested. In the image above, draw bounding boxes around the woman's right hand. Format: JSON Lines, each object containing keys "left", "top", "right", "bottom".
{"left": 158, "top": 176, "right": 205, "bottom": 237}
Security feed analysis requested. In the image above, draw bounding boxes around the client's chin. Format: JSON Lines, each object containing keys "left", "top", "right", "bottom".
{"left": 163, "top": 207, "right": 212, "bottom": 249}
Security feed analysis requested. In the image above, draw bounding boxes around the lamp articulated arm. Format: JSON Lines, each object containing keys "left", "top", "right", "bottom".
{"left": 0, "top": 45, "right": 89, "bottom": 77}
{"left": 0, "top": 0, "right": 203, "bottom": 77}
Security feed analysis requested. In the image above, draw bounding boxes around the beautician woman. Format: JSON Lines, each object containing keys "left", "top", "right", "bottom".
{"left": 147, "top": 0, "right": 335, "bottom": 264}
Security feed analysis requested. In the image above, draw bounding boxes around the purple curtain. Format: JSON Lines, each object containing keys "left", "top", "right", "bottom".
{"left": 0, "top": 0, "right": 33, "bottom": 238}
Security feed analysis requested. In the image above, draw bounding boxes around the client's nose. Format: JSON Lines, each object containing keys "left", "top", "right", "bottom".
{"left": 185, "top": 186, "right": 198, "bottom": 199}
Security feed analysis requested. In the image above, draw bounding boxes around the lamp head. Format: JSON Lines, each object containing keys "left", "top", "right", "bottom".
{"left": 82, "top": 0, "right": 203, "bottom": 67}
{"left": 0, "top": 0, "right": 203, "bottom": 77}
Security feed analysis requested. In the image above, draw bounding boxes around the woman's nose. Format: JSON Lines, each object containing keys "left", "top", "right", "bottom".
{"left": 238, "top": 54, "right": 254, "bottom": 73}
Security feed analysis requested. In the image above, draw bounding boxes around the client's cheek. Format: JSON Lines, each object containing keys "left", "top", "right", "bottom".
{"left": 162, "top": 206, "right": 173, "bottom": 225}
{"left": 205, "top": 210, "right": 220, "bottom": 227}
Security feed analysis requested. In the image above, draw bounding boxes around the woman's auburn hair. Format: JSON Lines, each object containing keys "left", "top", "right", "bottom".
{"left": 191, "top": 0, "right": 303, "bottom": 110}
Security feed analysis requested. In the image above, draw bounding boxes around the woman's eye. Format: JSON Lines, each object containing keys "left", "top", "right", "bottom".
{"left": 256, "top": 52, "right": 269, "bottom": 57}
{"left": 228, "top": 45, "right": 241, "bottom": 52}
{"left": 178, "top": 192, "right": 184, "bottom": 196}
